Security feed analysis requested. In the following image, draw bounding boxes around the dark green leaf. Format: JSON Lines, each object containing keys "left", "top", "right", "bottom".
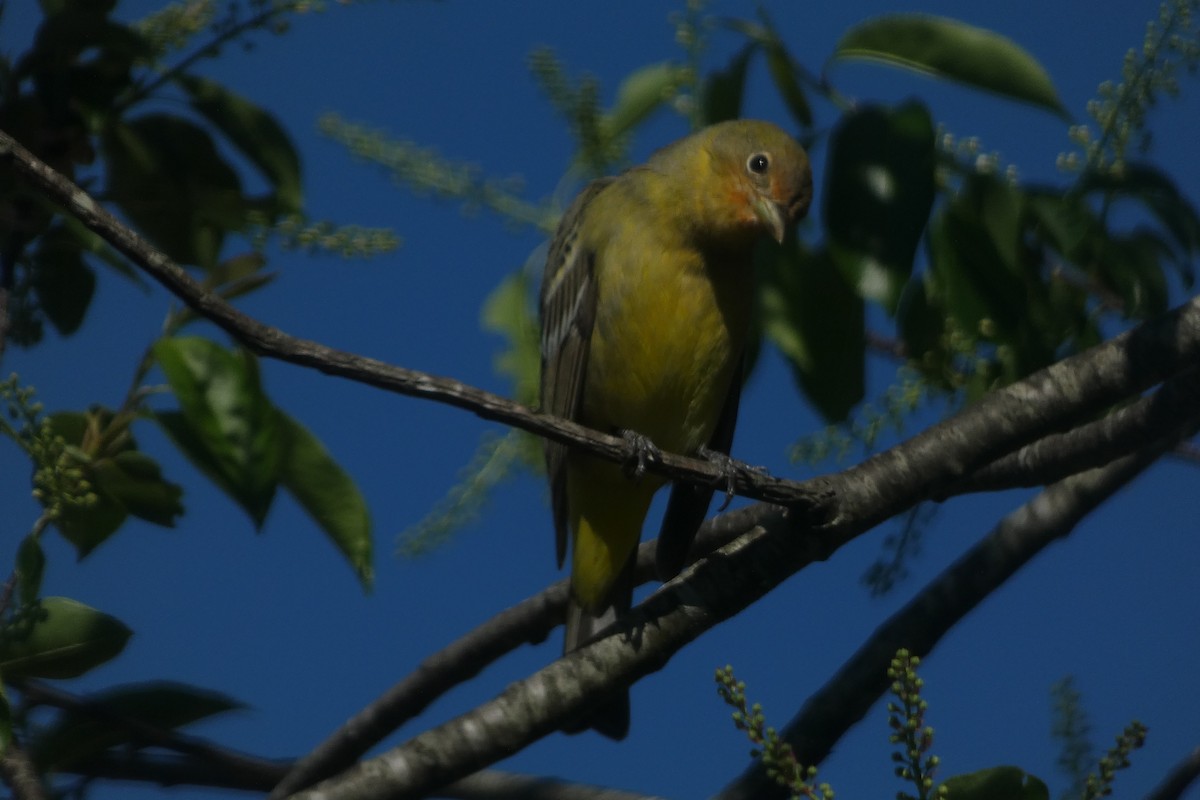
{"left": 1095, "top": 230, "right": 1171, "bottom": 318}
{"left": 55, "top": 484, "right": 127, "bottom": 557}
{"left": 33, "top": 681, "right": 244, "bottom": 771}
{"left": 0, "top": 598, "right": 131, "bottom": 680}
{"left": 177, "top": 75, "right": 303, "bottom": 215}
{"left": 279, "top": 413, "right": 373, "bottom": 589}
{"left": 0, "top": 690, "right": 11, "bottom": 754}
{"left": 91, "top": 451, "right": 184, "bottom": 527}
{"left": 153, "top": 337, "right": 281, "bottom": 528}
{"left": 16, "top": 536, "right": 45, "bottom": 607}
{"left": 30, "top": 224, "right": 96, "bottom": 335}
{"left": 103, "top": 115, "right": 246, "bottom": 270}
{"left": 833, "top": 14, "right": 1067, "bottom": 116}
{"left": 761, "top": 245, "right": 865, "bottom": 421}
{"left": 1080, "top": 162, "right": 1200, "bottom": 285}
{"left": 602, "top": 62, "right": 687, "bottom": 139}
{"left": 762, "top": 37, "right": 813, "bottom": 128}
{"left": 58, "top": 215, "right": 148, "bottom": 288}
{"left": 700, "top": 42, "right": 757, "bottom": 125}
{"left": 825, "top": 102, "right": 936, "bottom": 312}
{"left": 942, "top": 766, "right": 1050, "bottom": 800}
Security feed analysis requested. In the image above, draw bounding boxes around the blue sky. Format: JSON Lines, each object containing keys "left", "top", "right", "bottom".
{"left": 2, "top": 1, "right": 1198, "bottom": 799}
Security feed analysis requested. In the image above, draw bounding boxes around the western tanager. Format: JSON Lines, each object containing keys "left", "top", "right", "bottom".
{"left": 539, "top": 119, "right": 813, "bottom": 737}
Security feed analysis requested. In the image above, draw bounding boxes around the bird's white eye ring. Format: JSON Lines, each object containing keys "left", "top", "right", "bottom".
{"left": 747, "top": 153, "right": 770, "bottom": 174}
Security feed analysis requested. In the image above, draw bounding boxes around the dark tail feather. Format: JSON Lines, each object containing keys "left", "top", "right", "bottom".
{"left": 561, "top": 556, "right": 634, "bottom": 739}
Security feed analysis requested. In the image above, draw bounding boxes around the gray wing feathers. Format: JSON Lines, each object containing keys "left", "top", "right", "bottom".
{"left": 540, "top": 178, "right": 612, "bottom": 568}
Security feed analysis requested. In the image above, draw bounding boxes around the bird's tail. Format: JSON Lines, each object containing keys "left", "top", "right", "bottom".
{"left": 562, "top": 554, "right": 634, "bottom": 740}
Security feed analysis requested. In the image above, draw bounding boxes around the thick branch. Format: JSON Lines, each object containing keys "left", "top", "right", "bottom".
{"left": 68, "top": 752, "right": 660, "bottom": 800}
{"left": 0, "top": 742, "right": 49, "bottom": 800}
{"left": 945, "top": 367, "right": 1200, "bottom": 495}
{"left": 272, "top": 505, "right": 775, "bottom": 796}
{"left": 716, "top": 429, "right": 1183, "bottom": 800}
{"left": 1143, "top": 746, "right": 1200, "bottom": 800}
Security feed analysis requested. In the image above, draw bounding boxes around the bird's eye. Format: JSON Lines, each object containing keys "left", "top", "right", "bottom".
{"left": 747, "top": 153, "right": 770, "bottom": 174}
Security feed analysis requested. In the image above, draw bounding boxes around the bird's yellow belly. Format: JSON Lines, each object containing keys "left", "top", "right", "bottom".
{"left": 581, "top": 262, "right": 748, "bottom": 457}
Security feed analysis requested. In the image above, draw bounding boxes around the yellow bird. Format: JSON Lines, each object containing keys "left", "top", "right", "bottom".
{"left": 539, "top": 119, "right": 813, "bottom": 738}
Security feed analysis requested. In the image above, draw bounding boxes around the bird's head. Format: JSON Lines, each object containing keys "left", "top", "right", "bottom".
{"left": 694, "top": 120, "right": 814, "bottom": 245}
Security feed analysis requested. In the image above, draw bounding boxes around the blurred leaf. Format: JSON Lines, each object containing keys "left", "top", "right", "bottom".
{"left": 897, "top": 274, "right": 950, "bottom": 380}
{"left": 1080, "top": 162, "right": 1200, "bottom": 285}
{"left": 825, "top": 102, "right": 936, "bottom": 312}
{"left": 177, "top": 75, "right": 303, "bottom": 215}
{"left": 30, "top": 223, "right": 96, "bottom": 336}
{"left": 602, "top": 61, "right": 688, "bottom": 140}
{"left": 833, "top": 14, "right": 1067, "bottom": 115}
{"left": 0, "top": 689, "right": 11, "bottom": 754}
{"left": 0, "top": 597, "right": 131, "bottom": 680}
{"left": 16, "top": 535, "right": 45, "bottom": 607}
{"left": 700, "top": 42, "right": 756, "bottom": 125}
{"left": 942, "top": 766, "right": 1050, "bottom": 800}
{"left": 482, "top": 272, "right": 540, "bottom": 405}
{"left": 278, "top": 413, "right": 373, "bottom": 589}
{"left": 761, "top": 34, "right": 812, "bottom": 127}
{"left": 761, "top": 245, "right": 865, "bottom": 421}
{"left": 153, "top": 337, "right": 281, "bottom": 528}
{"left": 91, "top": 451, "right": 184, "bottom": 527}
{"left": 56, "top": 485, "right": 127, "bottom": 557}
{"left": 33, "top": 681, "right": 244, "bottom": 771}
{"left": 1095, "top": 230, "right": 1171, "bottom": 318}
{"left": 103, "top": 115, "right": 245, "bottom": 270}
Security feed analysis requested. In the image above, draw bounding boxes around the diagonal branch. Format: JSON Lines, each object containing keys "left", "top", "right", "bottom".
{"left": 715, "top": 424, "right": 1190, "bottom": 800}
{"left": 271, "top": 505, "right": 773, "bottom": 797}
{"left": 944, "top": 366, "right": 1200, "bottom": 495}
{"left": 286, "top": 301, "right": 1200, "bottom": 799}
{"left": 1143, "top": 746, "right": 1200, "bottom": 800}
{"left": 0, "top": 127, "right": 821, "bottom": 510}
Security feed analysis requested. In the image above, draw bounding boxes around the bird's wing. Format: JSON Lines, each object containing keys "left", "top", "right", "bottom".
{"left": 654, "top": 352, "right": 744, "bottom": 580}
{"left": 540, "top": 178, "right": 613, "bottom": 568}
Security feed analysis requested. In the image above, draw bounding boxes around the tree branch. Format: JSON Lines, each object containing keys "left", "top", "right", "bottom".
{"left": 943, "top": 366, "right": 1200, "bottom": 495}
{"left": 0, "top": 127, "right": 823, "bottom": 511}
{"left": 1143, "top": 746, "right": 1200, "bottom": 800}
{"left": 0, "top": 742, "right": 49, "bottom": 800}
{"left": 715, "top": 426, "right": 1187, "bottom": 800}
{"left": 272, "top": 505, "right": 776, "bottom": 796}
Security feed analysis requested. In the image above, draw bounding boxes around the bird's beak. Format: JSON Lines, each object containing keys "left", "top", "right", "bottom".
{"left": 752, "top": 195, "right": 789, "bottom": 244}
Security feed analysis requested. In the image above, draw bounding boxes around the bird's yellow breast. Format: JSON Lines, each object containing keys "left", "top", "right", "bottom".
{"left": 580, "top": 210, "right": 753, "bottom": 459}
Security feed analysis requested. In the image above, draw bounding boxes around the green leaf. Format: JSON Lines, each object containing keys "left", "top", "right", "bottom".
{"left": 761, "top": 245, "right": 865, "bottom": 421}
{"left": 278, "top": 413, "right": 373, "bottom": 589}
{"left": 91, "top": 451, "right": 184, "bottom": 527}
{"left": 0, "top": 688, "right": 11, "bottom": 755}
{"left": 700, "top": 42, "right": 756, "bottom": 125}
{"left": 15, "top": 536, "right": 45, "bottom": 607}
{"left": 761, "top": 34, "right": 813, "bottom": 128}
{"left": 602, "top": 61, "right": 687, "bottom": 139}
{"left": 1080, "top": 162, "right": 1200, "bottom": 285}
{"left": 833, "top": 14, "right": 1067, "bottom": 116}
{"left": 481, "top": 272, "right": 539, "bottom": 405}
{"left": 177, "top": 75, "right": 303, "bottom": 215}
{"left": 942, "top": 766, "right": 1050, "bottom": 800}
{"left": 153, "top": 337, "right": 281, "bottom": 528}
{"left": 824, "top": 102, "right": 936, "bottom": 312}
{"left": 0, "top": 598, "right": 131, "bottom": 680}
{"left": 32, "top": 681, "right": 244, "bottom": 771}
{"left": 103, "top": 115, "right": 246, "bottom": 270}
{"left": 30, "top": 224, "right": 96, "bottom": 336}
{"left": 55, "top": 484, "right": 127, "bottom": 557}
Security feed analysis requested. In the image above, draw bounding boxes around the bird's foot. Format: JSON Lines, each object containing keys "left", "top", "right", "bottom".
{"left": 698, "top": 446, "right": 768, "bottom": 510}
{"left": 619, "top": 429, "right": 661, "bottom": 481}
